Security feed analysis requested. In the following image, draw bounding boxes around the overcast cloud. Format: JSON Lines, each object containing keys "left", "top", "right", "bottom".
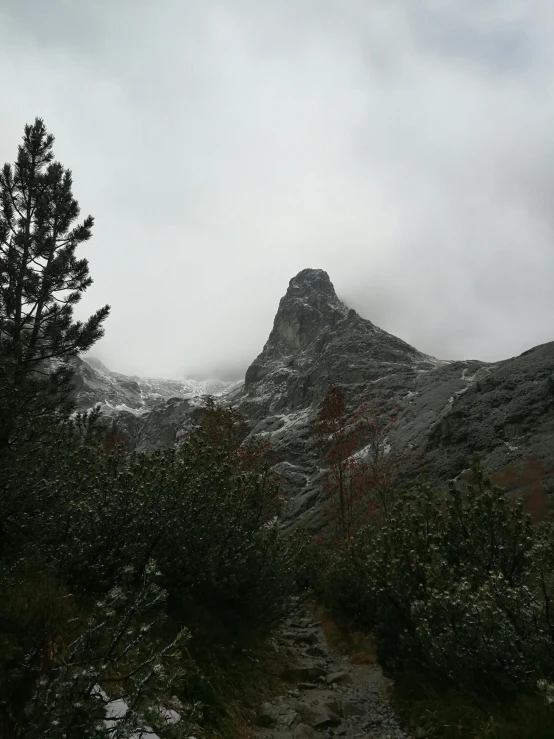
{"left": 1, "top": 0, "right": 553, "bottom": 379}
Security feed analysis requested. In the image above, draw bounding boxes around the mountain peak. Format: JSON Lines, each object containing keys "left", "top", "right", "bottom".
{"left": 243, "top": 267, "right": 434, "bottom": 399}
{"left": 287, "top": 268, "right": 337, "bottom": 299}
{"left": 265, "top": 268, "right": 349, "bottom": 357}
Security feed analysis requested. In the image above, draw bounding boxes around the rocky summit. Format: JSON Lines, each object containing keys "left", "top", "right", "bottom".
{"left": 73, "top": 268, "right": 554, "bottom": 532}
{"left": 242, "top": 268, "right": 437, "bottom": 417}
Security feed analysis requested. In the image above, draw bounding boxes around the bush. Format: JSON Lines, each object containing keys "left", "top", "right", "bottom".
{"left": 0, "top": 399, "right": 300, "bottom": 734}
{"left": 317, "top": 454, "right": 554, "bottom": 698}
{"left": 41, "top": 403, "right": 297, "bottom": 641}
{"left": 0, "top": 561, "right": 192, "bottom": 738}
{"left": 4, "top": 401, "right": 297, "bottom": 634}
{"left": 163, "top": 401, "right": 297, "bottom": 639}
{"left": 286, "top": 525, "right": 334, "bottom": 595}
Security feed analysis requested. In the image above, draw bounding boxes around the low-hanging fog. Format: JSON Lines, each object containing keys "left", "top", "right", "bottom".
{"left": 1, "top": 0, "right": 553, "bottom": 380}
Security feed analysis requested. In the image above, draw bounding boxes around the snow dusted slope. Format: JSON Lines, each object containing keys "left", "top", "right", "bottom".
{"left": 73, "top": 355, "right": 239, "bottom": 415}
{"left": 69, "top": 355, "right": 241, "bottom": 449}
{"left": 68, "top": 268, "right": 554, "bottom": 535}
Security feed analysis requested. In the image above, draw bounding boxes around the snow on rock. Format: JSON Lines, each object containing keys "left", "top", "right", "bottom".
{"left": 75, "top": 356, "right": 239, "bottom": 414}
{"left": 94, "top": 685, "right": 181, "bottom": 738}
{"left": 67, "top": 269, "right": 554, "bottom": 538}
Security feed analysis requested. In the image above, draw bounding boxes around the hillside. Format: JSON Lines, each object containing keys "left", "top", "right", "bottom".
{"left": 73, "top": 268, "right": 554, "bottom": 530}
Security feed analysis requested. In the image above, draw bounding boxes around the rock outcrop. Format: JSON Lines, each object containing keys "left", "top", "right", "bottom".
{"left": 241, "top": 268, "right": 438, "bottom": 419}
{"left": 71, "top": 268, "right": 554, "bottom": 532}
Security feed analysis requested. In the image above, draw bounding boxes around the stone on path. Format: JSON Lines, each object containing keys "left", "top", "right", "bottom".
{"left": 325, "top": 670, "right": 354, "bottom": 686}
{"left": 293, "top": 700, "right": 341, "bottom": 728}
{"left": 293, "top": 724, "right": 316, "bottom": 738}
{"left": 252, "top": 602, "right": 410, "bottom": 739}
{"left": 282, "top": 666, "right": 326, "bottom": 683}
{"left": 294, "top": 630, "right": 319, "bottom": 645}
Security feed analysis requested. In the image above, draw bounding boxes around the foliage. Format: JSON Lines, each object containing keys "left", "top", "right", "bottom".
{"left": 313, "top": 386, "right": 381, "bottom": 542}
{"left": 392, "top": 670, "right": 554, "bottom": 739}
{"left": 313, "top": 385, "right": 367, "bottom": 542}
{"left": 317, "top": 453, "right": 554, "bottom": 698}
{"left": 0, "top": 398, "right": 299, "bottom": 734}
{"left": 23, "top": 563, "right": 193, "bottom": 738}
{"left": 313, "top": 384, "right": 426, "bottom": 544}
{"left": 167, "top": 398, "right": 295, "bottom": 639}
{"left": 286, "top": 525, "right": 334, "bottom": 594}
{"left": 0, "top": 117, "right": 109, "bottom": 450}
{"left": 9, "top": 399, "right": 296, "bottom": 638}
{"left": 0, "top": 120, "right": 300, "bottom": 737}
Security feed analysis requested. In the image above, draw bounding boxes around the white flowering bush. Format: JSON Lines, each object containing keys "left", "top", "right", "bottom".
{"left": 320, "top": 454, "right": 554, "bottom": 697}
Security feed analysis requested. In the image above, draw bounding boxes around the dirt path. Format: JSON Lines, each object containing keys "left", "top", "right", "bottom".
{"left": 252, "top": 598, "right": 412, "bottom": 739}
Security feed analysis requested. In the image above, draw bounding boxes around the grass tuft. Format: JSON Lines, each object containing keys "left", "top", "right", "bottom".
{"left": 313, "top": 602, "right": 377, "bottom": 666}
{"left": 180, "top": 633, "right": 298, "bottom": 739}
{"left": 393, "top": 670, "right": 554, "bottom": 739}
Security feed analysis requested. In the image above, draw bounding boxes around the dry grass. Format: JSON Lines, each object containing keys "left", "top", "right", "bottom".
{"left": 313, "top": 603, "right": 377, "bottom": 666}
{"left": 392, "top": 672, "right": 554, "bottom": 739}
{"left": 183, "top": 634, "right": 299, "bottom": 739}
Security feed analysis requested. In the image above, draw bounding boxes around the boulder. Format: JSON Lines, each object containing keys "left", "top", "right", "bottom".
{"left": 293, "top": 724, "right": 316, "bottom": 738}
{"left": 325, "top": 671, "right": 354, "bottom": 686}
{"left": 282, "top": 666, "right": 327, "bottom": 683}
{"left": 294, "top": 630, "right": 319, "bottom": 646}
{"left": 293, "top": 700, "right": 341, "bottom": 728}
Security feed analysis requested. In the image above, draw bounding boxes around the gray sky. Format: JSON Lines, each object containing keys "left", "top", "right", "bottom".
{"left": 1, "top": 0, "right": 553, "bottom": 379}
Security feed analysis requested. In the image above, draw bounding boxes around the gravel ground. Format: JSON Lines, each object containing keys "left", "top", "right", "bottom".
{"left": 252, "top": 598, "right": 413, "bottom": 739}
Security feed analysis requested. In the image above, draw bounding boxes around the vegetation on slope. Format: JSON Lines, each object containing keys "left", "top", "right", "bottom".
{"left": 0, "top": 118, "right": 303, "bottom": 737}
{"left": 298, "top": 385, "right": 554, "bottom": 737}
{"left": 2, "top": 118, "right": 553, "bottom": 738}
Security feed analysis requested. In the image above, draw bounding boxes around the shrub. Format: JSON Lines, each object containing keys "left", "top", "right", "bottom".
{"left": 0, "top": 561, "right": 192, "bottom": 738}
{"left": 286, "top": 525, "right": 334, "bottom": 595}
{"left": 0, "top": 398, "right": 300, "bottom": 734}
{"left": 162, "top": 399, "right": 298, "bottom": 640}
{"left": 318, "top": 454, "right": 554, "bottom": 698}
{"left": 5, "top": 400, "right": 298, "bottom": 643}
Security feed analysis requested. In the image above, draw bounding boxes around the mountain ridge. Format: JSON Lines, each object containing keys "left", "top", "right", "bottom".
{"left": 72, "top": 268, "right": 554, "bottom": 531}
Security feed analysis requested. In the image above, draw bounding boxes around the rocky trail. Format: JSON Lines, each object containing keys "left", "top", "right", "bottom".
{"left": 252, "top": 598, "right": 413, "bottom": 739}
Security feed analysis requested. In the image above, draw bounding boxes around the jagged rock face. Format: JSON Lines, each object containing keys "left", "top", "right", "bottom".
{"left": 236, "top": 269, "right": 554, "bottom": 531}
{"left": 70, "top": 268, "right": 554, "bottom": 533}
{"left": 246, "top": 269, "right": 350, "bottom": 376}
{"left": 426, "top": 343, "right": 554, "bottom": 494}
{"left": 242, "top": 269, "right": 438, "bottom": 420}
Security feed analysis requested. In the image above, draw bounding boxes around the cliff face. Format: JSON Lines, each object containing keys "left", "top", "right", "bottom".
{"left": 72, "top": 269, "right": 554, "bottom": 531}
{"left": 241, "top": 268, "right": 437, "bottom": 418}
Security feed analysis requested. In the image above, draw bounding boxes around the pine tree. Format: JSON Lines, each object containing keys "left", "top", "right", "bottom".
{"left": 0, "top": 117, "right": 110, "bottom": 447}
